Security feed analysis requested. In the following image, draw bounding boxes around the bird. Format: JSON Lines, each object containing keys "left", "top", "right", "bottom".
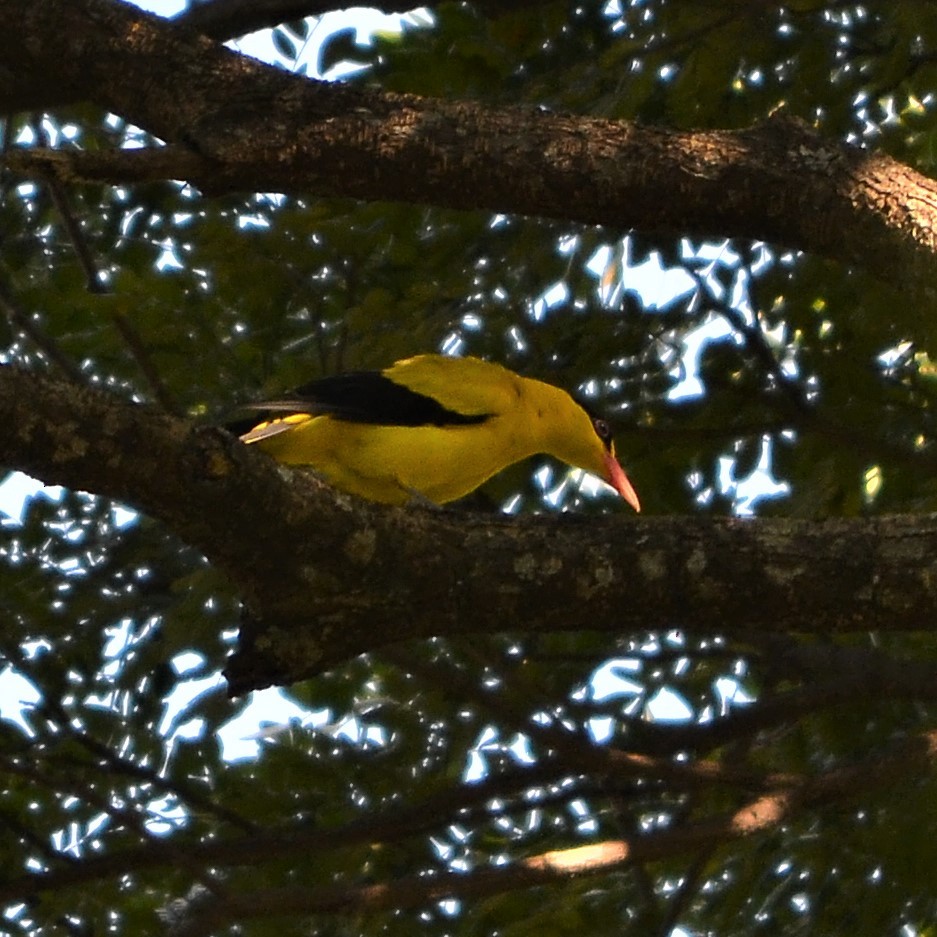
{"left": 235, "top": 354, "right": 640, "bottom": 511}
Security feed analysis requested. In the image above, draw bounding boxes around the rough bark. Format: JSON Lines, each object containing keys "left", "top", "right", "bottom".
{"left": 2, "top": 1, "right": 937, "bottom": 694}
{"left": 2, "top": 366, "right": 936, "bottom": 694}
{"left": 2, "top": 0, "right": 937, "bottom": 312}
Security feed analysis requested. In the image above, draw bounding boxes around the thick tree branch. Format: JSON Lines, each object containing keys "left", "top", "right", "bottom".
{"left": 3, "top": 365, "right": 937, "bottom": 695}
{"left": 2, "top": 0, "right": 937, "bottom": 309}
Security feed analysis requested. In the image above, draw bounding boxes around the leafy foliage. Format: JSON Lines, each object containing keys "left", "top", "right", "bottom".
{"left": 2, "top": 1, "right": 937, "bottom": 935}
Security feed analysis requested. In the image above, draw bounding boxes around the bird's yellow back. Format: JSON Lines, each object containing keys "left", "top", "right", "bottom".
{"left": 384, "top": 355, "right": 527, "bottom": 417}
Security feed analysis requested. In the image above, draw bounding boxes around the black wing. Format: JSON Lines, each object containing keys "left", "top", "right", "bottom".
{"left": 238, "top": 370, "right": 491, "bottom": 429}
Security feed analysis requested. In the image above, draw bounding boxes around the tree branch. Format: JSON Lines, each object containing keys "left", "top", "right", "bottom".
{"left": 162, "top": 729, "right": 937, "bottom": 934}
{"left": 2, "top": 0, "right": 937, "bottom": 309}
{"left": 3, "top": 365, "right": 937, "bottom": 694}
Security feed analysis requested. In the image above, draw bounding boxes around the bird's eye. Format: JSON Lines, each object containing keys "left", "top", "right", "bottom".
{"left": 593, "top": 418, "right": 611, "bottom": 439}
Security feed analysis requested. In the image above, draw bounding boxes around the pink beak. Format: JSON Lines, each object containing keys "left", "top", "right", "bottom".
{"left": 604, "top": 451, "right": 641, "bottom": 513}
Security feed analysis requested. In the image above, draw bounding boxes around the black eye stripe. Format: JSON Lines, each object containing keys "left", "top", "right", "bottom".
{"left": 592, "top": 417, "right": 611, "bottom": 439}
{"left": 574, "top": 398, "right": 614, "bottom": 449}
{"left": 591, "top": 417, "right": 616, "bottom": 452}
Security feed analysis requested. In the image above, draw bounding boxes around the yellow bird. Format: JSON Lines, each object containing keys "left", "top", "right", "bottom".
{"left": 237, "top": 355, "right": 640, "bottom": 511}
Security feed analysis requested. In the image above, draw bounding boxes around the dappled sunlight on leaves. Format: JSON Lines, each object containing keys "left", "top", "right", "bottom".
{"left": 2, "top": 1, "right": 937, "bottom": 935}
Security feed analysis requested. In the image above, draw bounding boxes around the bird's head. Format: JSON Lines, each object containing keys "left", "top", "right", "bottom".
{"left": 538, "top": 387, "right": 641, "bottom": 512}
{"left": 581, "top": 411, "right": 641, "bottom": 512}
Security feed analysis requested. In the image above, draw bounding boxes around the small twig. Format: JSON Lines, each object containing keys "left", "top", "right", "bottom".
{"left": 383, "top": 643, "right": 796, "bottom": 792}
{"left": 3, "top": 758, "right": 155, "bottom": 840}
{"left": 2, "top": 809, "right": 78, "bottom": 867}
{"left": 686, "top": 264, "right": 811, "bottom": 414}
{"left": 32, "top": 151, "right": 182, "bottom": 413}
{"left": 0, "top": 114, "right": 16, "bottom": 204}
{"left": 0, "top": 274, "right": 84, "bottom": 382}
{"left": 107, "top": 308, "right": 181, "bottom": 413}
{"left": 7, "top": 128, "right": 178, "bottom": 410}
{"left": 45, "top": 177, "right": 107, "bottom": 293}
{"left": 697, "top": 354, "right": 937, "bottom": 477}
{"left": 632, "top": 652, "right": 937, "bottom": 758}
{"left": 1, "top": 641, "right": 255, "bottom": 834}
